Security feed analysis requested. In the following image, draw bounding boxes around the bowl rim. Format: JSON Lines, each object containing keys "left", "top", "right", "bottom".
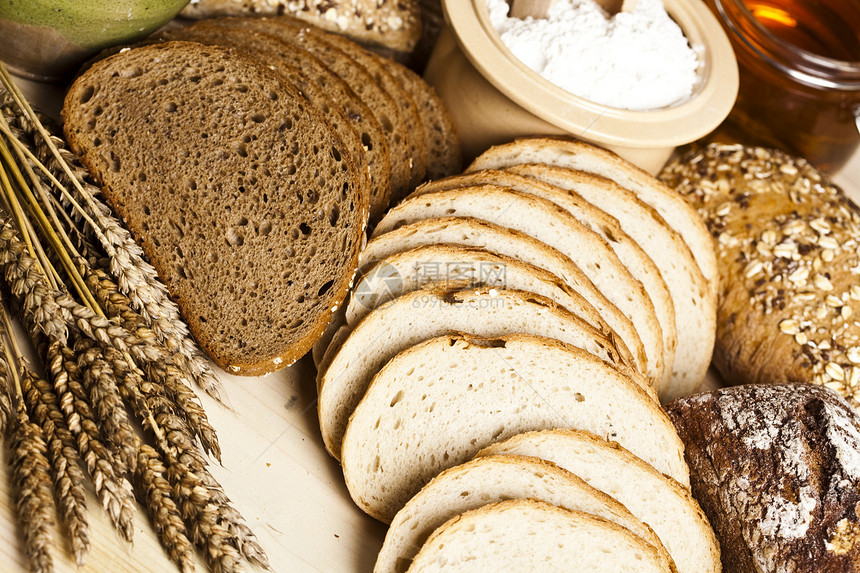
{"left": 443, "top": 0, "right": 740, "bottom": 147}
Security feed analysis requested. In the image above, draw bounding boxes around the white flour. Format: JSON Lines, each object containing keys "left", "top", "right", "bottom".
{"left": 487, "top": 0, "right": 700, "bottom": 110}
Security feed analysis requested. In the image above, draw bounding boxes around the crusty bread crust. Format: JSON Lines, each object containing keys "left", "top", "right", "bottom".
{"left": 376, "top": 455, "right": 674, "bottom": 571}
{"left": 63, "top": 41, "right": 365, "bottom": 376}
{"left": 355, "top": 216, "right": 646, "bottom": 375}
{"left": 406, "top": 496, "right": 674, "bottom": 571}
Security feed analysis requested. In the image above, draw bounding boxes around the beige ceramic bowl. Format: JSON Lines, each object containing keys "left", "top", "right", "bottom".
{"left": 425, "top": 0, "right": 739, "bottom": 174}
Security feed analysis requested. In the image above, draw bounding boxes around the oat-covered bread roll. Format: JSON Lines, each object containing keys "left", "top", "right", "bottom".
{"left": 181, "top": 0, "right": 422, "bottom": 54}
{"left": 661, "top": 144, "right": 860, "bottom": 406}
{"left": 666, "top": 384, "right": 860, "bottom": 572}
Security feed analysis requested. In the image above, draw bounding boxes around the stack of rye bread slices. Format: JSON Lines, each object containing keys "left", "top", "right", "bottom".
{"left": 62, "top": 17, "right": 461, "bottom": 376}
{"left": 313, "top": 137, "right": 721, "bottom": 571}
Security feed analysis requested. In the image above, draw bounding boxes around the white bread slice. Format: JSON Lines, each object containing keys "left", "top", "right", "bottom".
{"left": 413, "top": 173, "right": 676, "bottom": 397}
{"left": 348, "top": 243, "right": 617, "bottom": 345}
{"left": 357, "top": 217, "right": 646, "bottom": 375}
{"left": 477, "top": 430, "right": 720, "bottom": 573}
{"left": 341, "top": 333, "right": 690, "bottom": 521}
{"left": 376, "top": 455, "right": 675, "bottom": 572}
{"left": 371, "top": 186, "right": 664, "bottom": 386}
{"left": 508, "top": 165, "right": 716, "bottom": 400}
{"left": 318, "top": 286, "right": 643, "bottom": 459}
{"left": 407, "top": 499, "right": 675, "bottom": 573}
{"left": 467, "top": 137, "right": 718, "bottom": 295}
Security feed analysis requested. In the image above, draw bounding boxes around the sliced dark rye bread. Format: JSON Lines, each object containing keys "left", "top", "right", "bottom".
{"left": 383, "top": 61, "right": 462, "bottom": 181}
{"left": 413, "top": 173, "right": 676, "bottom": 396}
{"left": 161, "top": 25, "right": 371, "bottom": 213}
{"left": 209, "top": 16, "right": 413, "bottom": 202}
{"left": 340, "top": 333, "right": 688, "bottom": 521}
{"left": 63, "top": 41, "right": 366, "bottom": 375}
{"left": 372, "top": 185, "right": 665, "bottom": 387}
{"left": 407, "top": 499, "right": 675, "bottom": 572}
{"left": 307, "top": 28, "right": 427, "bottom": 194}
{"left": 375, "top": 455, "right": 673, "bottom": 568}
{"left": 183, "top": 18, "right": 392, "bottom": 220}
{"left": 318, "top": 285, "right": 643, "bottom": 459}
{"left": 355, "top": 216, "right": 647, "bottom": 377}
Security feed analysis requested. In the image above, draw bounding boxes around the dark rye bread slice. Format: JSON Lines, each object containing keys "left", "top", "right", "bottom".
{"left": 184, "top": 18, "right": 392, "bottom": 221}
{"left": 208, "top": 16, "right": 413, "bottom": 203}
{"left": 310, "top": 28, "right": 427, "bottom": 195}
{"left": 383, "top": 59, "right": 462, "bottom": 181}
{"left": 63, "top": 41, "right": 366, "bottom": 375}
{"left": 161, "top": 25, "right": 371, "bottom": 214}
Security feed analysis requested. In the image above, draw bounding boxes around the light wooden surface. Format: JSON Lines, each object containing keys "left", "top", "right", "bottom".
{"left": 2, "top": 72, "right": 860, "bottom": 573}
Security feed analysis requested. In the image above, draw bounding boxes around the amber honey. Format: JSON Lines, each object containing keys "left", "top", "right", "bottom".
{"left": 709, "top": 0, "right": 860, "bottom": 172}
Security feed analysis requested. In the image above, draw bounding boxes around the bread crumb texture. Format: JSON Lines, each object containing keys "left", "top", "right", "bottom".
{"left": 661, "top": 144, "right": 860, "bottom": 406}
{"left": 667, "top": 384, "right": 860, "bottom": 572}
{"left": 63, "top": 42, "right": 363, "bottom": 375}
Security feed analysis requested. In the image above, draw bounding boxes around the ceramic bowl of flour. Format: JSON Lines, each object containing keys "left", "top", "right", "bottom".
{"left": 425, "top": 0, "right": 738, "bottom": 173}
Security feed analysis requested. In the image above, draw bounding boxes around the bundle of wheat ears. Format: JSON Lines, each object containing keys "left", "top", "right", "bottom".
{"left": 0, "top": 64, "right": 269, "bottom": 573}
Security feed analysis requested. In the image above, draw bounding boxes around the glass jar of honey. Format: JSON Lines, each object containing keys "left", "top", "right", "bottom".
{"left": 707, "top": 0, "right": 860, "bottom": 173}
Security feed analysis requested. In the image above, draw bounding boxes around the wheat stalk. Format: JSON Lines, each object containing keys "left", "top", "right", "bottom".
{"left": 135, "top": 443, "right": 197, "bottom": 573}
{"left": 19, "top": 367, "right": 89, "bottom": 566}
{"left": 8, "top": 403, "right": 56, "bottom": 573}
{"left": 46, "top": 338, "right": 136, "bottom": 542}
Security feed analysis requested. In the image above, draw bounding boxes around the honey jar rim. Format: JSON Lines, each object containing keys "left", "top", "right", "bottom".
{"left": 713, "top": 0, "right": 860, "bottom": 90}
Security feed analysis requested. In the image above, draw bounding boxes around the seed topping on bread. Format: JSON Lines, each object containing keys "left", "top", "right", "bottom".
{"left": 661, "top": 144, "right": 860, "bottom": 403}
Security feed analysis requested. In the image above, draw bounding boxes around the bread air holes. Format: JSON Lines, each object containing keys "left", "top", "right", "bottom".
{"left": 328, "top": 204, "right": 340, "bottom": 227}
{"left": 78, "top": 85, "right": 96, "bottom": 104}
{"left": 164, "top": 102, "right": 178, "bottom": 113}
{"left": 317, "top": 280, "right": 333, "bottom": 297}
{"left": 225, "top": 227, "right": 245, "bottom": 247}
{"left": 360, "top": 132, "right": 372, "bottom": 150}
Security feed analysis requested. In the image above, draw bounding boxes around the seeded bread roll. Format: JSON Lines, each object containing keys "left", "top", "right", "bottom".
{"left": 665, "top": 383, "right": 860, "bottom": 572}
{"left": 407, "top": 499, "right": 675, "bottom": 573}
{"left": 180, "top": 0, "right": 422, "bottom": 54}
{"left": 63, "top": 41, "right": 366, "bottom": 375}
{"left": 660, "top": 144, "right": 860, "bottom": 406}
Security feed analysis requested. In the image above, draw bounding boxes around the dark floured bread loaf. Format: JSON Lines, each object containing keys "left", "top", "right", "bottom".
{"left": 660, "top": 144, "right": 860, "bottom": 407}
{"left": 666, "top": 384, "right": 860, "bottom": 572}
{"left": 63, "top": 41, "right": 366, "bottom": 375}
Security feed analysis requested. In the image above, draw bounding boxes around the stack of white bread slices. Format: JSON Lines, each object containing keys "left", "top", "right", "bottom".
{"left": 314, "top": 137, "right": 720, "bottom": 571}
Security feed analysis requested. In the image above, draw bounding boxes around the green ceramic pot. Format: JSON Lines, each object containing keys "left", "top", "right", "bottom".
{"left": 0, "top": 0, "right": 190, "bottom": 82}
